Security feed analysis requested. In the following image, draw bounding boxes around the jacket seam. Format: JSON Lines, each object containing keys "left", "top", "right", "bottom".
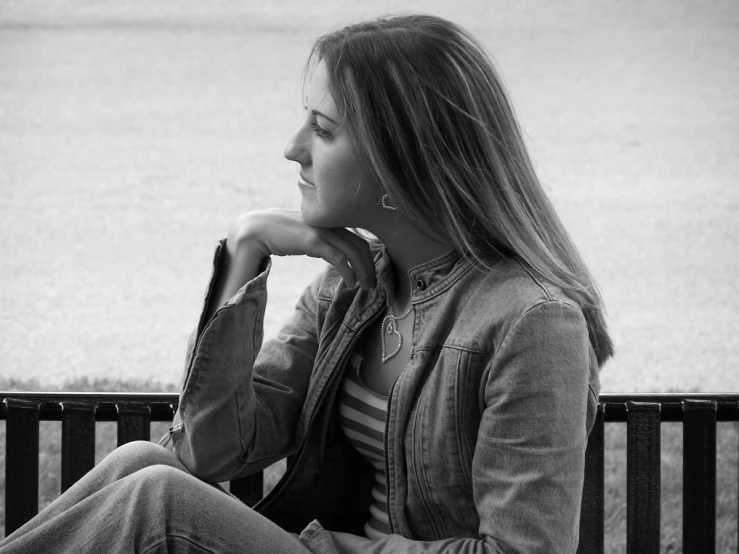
{"left": 503, "top": 298, "right": 579, "bottom": 345}
{"left": 414, "top": 375, "right": 447, "bottom": 538}
{"left": 455, "top": 350, "right": 475, "bottom": 491}
{"left": 236, "top": 304, "right": 262, "bottom": 458}
{"left": 514, "top": 259, "right": 554, "bottom": 301}
{"left": 414, "top": 344, "right": 489, "bottom": 355}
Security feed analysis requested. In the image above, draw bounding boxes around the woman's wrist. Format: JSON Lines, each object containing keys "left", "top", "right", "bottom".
{"left": 224, "top": 241, "right": 266, "bottom": 287}
{"left": 204, "top": 234, "right": 268, "bottom": 322}
{"left": 227, "top": 213, "right": 270, "bottom": 259}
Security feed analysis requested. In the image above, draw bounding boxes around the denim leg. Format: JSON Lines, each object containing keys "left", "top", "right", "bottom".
{"left": 2, "top": 440, "right": 186, "bottom": 544}
{"left": 0, "top": 441, "right": 310, "bottom": 554}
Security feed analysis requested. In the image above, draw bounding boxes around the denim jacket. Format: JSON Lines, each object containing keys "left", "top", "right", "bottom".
{"left": 171, "top": 241, "right": 600, "bottom": 554}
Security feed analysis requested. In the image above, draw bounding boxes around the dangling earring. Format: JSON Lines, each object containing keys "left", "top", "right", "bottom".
{"left": 381, "top": 194, "right": 397, "bottom": 211}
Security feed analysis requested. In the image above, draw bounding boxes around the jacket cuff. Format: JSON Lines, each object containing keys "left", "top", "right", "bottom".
{"left": 299, "top": 520, "right": 340, "bottom": 554}
{"left": 196, "top": 239, "right": 271, "bottom": 337}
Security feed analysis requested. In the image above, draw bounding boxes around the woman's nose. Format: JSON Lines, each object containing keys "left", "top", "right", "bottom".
{"left": 284, "top": 126, "right": 310, "bottom": 165}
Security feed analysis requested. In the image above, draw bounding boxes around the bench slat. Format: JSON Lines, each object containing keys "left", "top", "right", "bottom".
{"left": 577, "top": 402, "right": 605, "bottom": 554}
{"left": 116, "top": 403, "right": 152, "bottom": 446}
{"left": 626, "top": 401, "right": 661, "bottom": 554}
{"left": 2, "top": 392, "right": 736, "bottom": 545}
{"left": 4, "top": 399, "right": 40, "bottom": 536}
{"left": 60, "top": 401, "right": 98, "bottom": 493}
{"left": 682, "top": 399, "right": 717, "bottom": 553}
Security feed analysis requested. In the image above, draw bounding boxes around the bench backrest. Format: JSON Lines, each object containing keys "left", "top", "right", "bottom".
{"left": 2, "top": 392, "right": 738, "bottom": 553}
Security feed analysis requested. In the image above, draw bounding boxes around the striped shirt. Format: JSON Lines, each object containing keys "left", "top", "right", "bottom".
{"left": 338, "top": 353, "right": 391, "bottom": 539}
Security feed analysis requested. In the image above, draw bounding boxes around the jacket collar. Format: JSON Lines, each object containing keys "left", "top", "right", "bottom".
{"left": 374, "top": 245, "right": 474, "bottom": 304}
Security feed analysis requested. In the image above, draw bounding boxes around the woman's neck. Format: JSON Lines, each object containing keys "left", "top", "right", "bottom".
{"left": 368, "top": 220, "right": 454, "bottom": 310}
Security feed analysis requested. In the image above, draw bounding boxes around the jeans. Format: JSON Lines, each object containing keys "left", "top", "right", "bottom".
{"left": 0, "top": 441, "right": 310, "bottom": 554}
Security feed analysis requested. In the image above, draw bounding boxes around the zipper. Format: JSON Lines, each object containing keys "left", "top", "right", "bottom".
{"left": 158, "top": 421, "right": 183, "bottom": 447}
{"left": 383, "top": 377, "right": 398, "bottom": 534}
{"left": 382, "top": 304, "right": 415, "bottom": 535}
{"left": 255, "top": 307, "right": 384, "bottom": 512}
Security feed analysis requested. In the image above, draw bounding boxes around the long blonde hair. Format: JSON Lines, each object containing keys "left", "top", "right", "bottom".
{"left": 308, "top": 14, "right": 614, "bottom": 366}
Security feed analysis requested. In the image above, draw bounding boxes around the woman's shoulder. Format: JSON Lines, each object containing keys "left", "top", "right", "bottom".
{"left": 454, "top": 257, "right": 585, "bottom": 345}
{"left": 446, "top": 258, "right": 591, "bottom": 365}
{"left": 469, "top": 257, "right": 578, "bottom": 310}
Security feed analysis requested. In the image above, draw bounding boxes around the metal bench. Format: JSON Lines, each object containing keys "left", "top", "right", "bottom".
{"left": 2, "top": 392, "right": 738, "bottom": 553}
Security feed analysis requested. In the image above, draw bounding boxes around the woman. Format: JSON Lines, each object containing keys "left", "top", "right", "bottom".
{"left": 0, "top": 14, "right": 612, "bottom": 554}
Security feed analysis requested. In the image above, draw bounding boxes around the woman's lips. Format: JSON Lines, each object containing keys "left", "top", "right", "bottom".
{"left": 298, "top": 175, "right": 315, "bottom": 187}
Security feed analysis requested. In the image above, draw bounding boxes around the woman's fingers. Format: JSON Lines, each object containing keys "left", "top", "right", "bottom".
{"left": 320, "top": 228, "right": 376, "bottom": 290}
{"left": 227, "top": 209, "right": 377, "bottom": 290}
{"left": 312, "top": 241, "right": 360, "bottom": 288}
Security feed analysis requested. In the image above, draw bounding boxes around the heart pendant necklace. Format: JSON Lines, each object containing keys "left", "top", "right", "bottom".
{"left": 381, "top": 303, "right": 414, "bottom": 363}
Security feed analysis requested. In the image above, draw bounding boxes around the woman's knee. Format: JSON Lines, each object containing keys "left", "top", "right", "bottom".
{"left": 123, "top": 466, "right": 300, "bottom": 554}
{"left": 131, "top": 464, "right": 221, "bottom": 510}
{"left": 101, "top": 440, "right": 185, "bottom": 477}
{"left": 132, "top": 463, "right": 186, "bottom": 487}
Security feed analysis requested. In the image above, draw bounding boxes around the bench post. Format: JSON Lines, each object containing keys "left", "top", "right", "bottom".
{"left": 60, "top": 401, "right": 98, "bottom": 493}
{"left": 626, "top": 401, "right": 661, "bottom": 554}
{"left": 116, "top": 402, "right": 152, "bottom": 446}
{"left": 682, "top": 399, "right": 717, "bottom": 553}
{"left": 4, "top": 398, "right": 40, "bottom": 536}
{"left": 229, "top": 473, "right": 264, "bottom": 507}
{"left": 577, "top": 402, "right": 604, "bottom": 554}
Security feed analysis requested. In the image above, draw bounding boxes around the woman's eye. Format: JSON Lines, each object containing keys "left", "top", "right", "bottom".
{"left": 310, "top": 122, "right": 334, "bottom": 139}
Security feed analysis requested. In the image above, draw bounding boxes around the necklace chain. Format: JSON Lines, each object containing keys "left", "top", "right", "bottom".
{"left": 390, "top": 302, "right": 414, "bottom": 321}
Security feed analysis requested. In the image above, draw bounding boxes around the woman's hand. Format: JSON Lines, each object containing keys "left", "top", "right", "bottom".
{"left": 205, "top": 209, "right": 376, "bottom": 322}
{"left": 228, "top": 208, "right": 377, "bottom": 288}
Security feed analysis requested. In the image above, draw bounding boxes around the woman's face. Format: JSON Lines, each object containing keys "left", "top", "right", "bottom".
{"left": 284, "top": 61, "right": 382, "bottom": 229}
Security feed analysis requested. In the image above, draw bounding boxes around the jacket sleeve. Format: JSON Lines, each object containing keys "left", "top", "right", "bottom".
{"left": 301, "top": 299, "right": 593, "bottom": 554}
{"left": 471, "top": 299, "right": 593, "bottom": 553}
{"left": 171, "top": 242, "right": 324, "bottom": 482}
